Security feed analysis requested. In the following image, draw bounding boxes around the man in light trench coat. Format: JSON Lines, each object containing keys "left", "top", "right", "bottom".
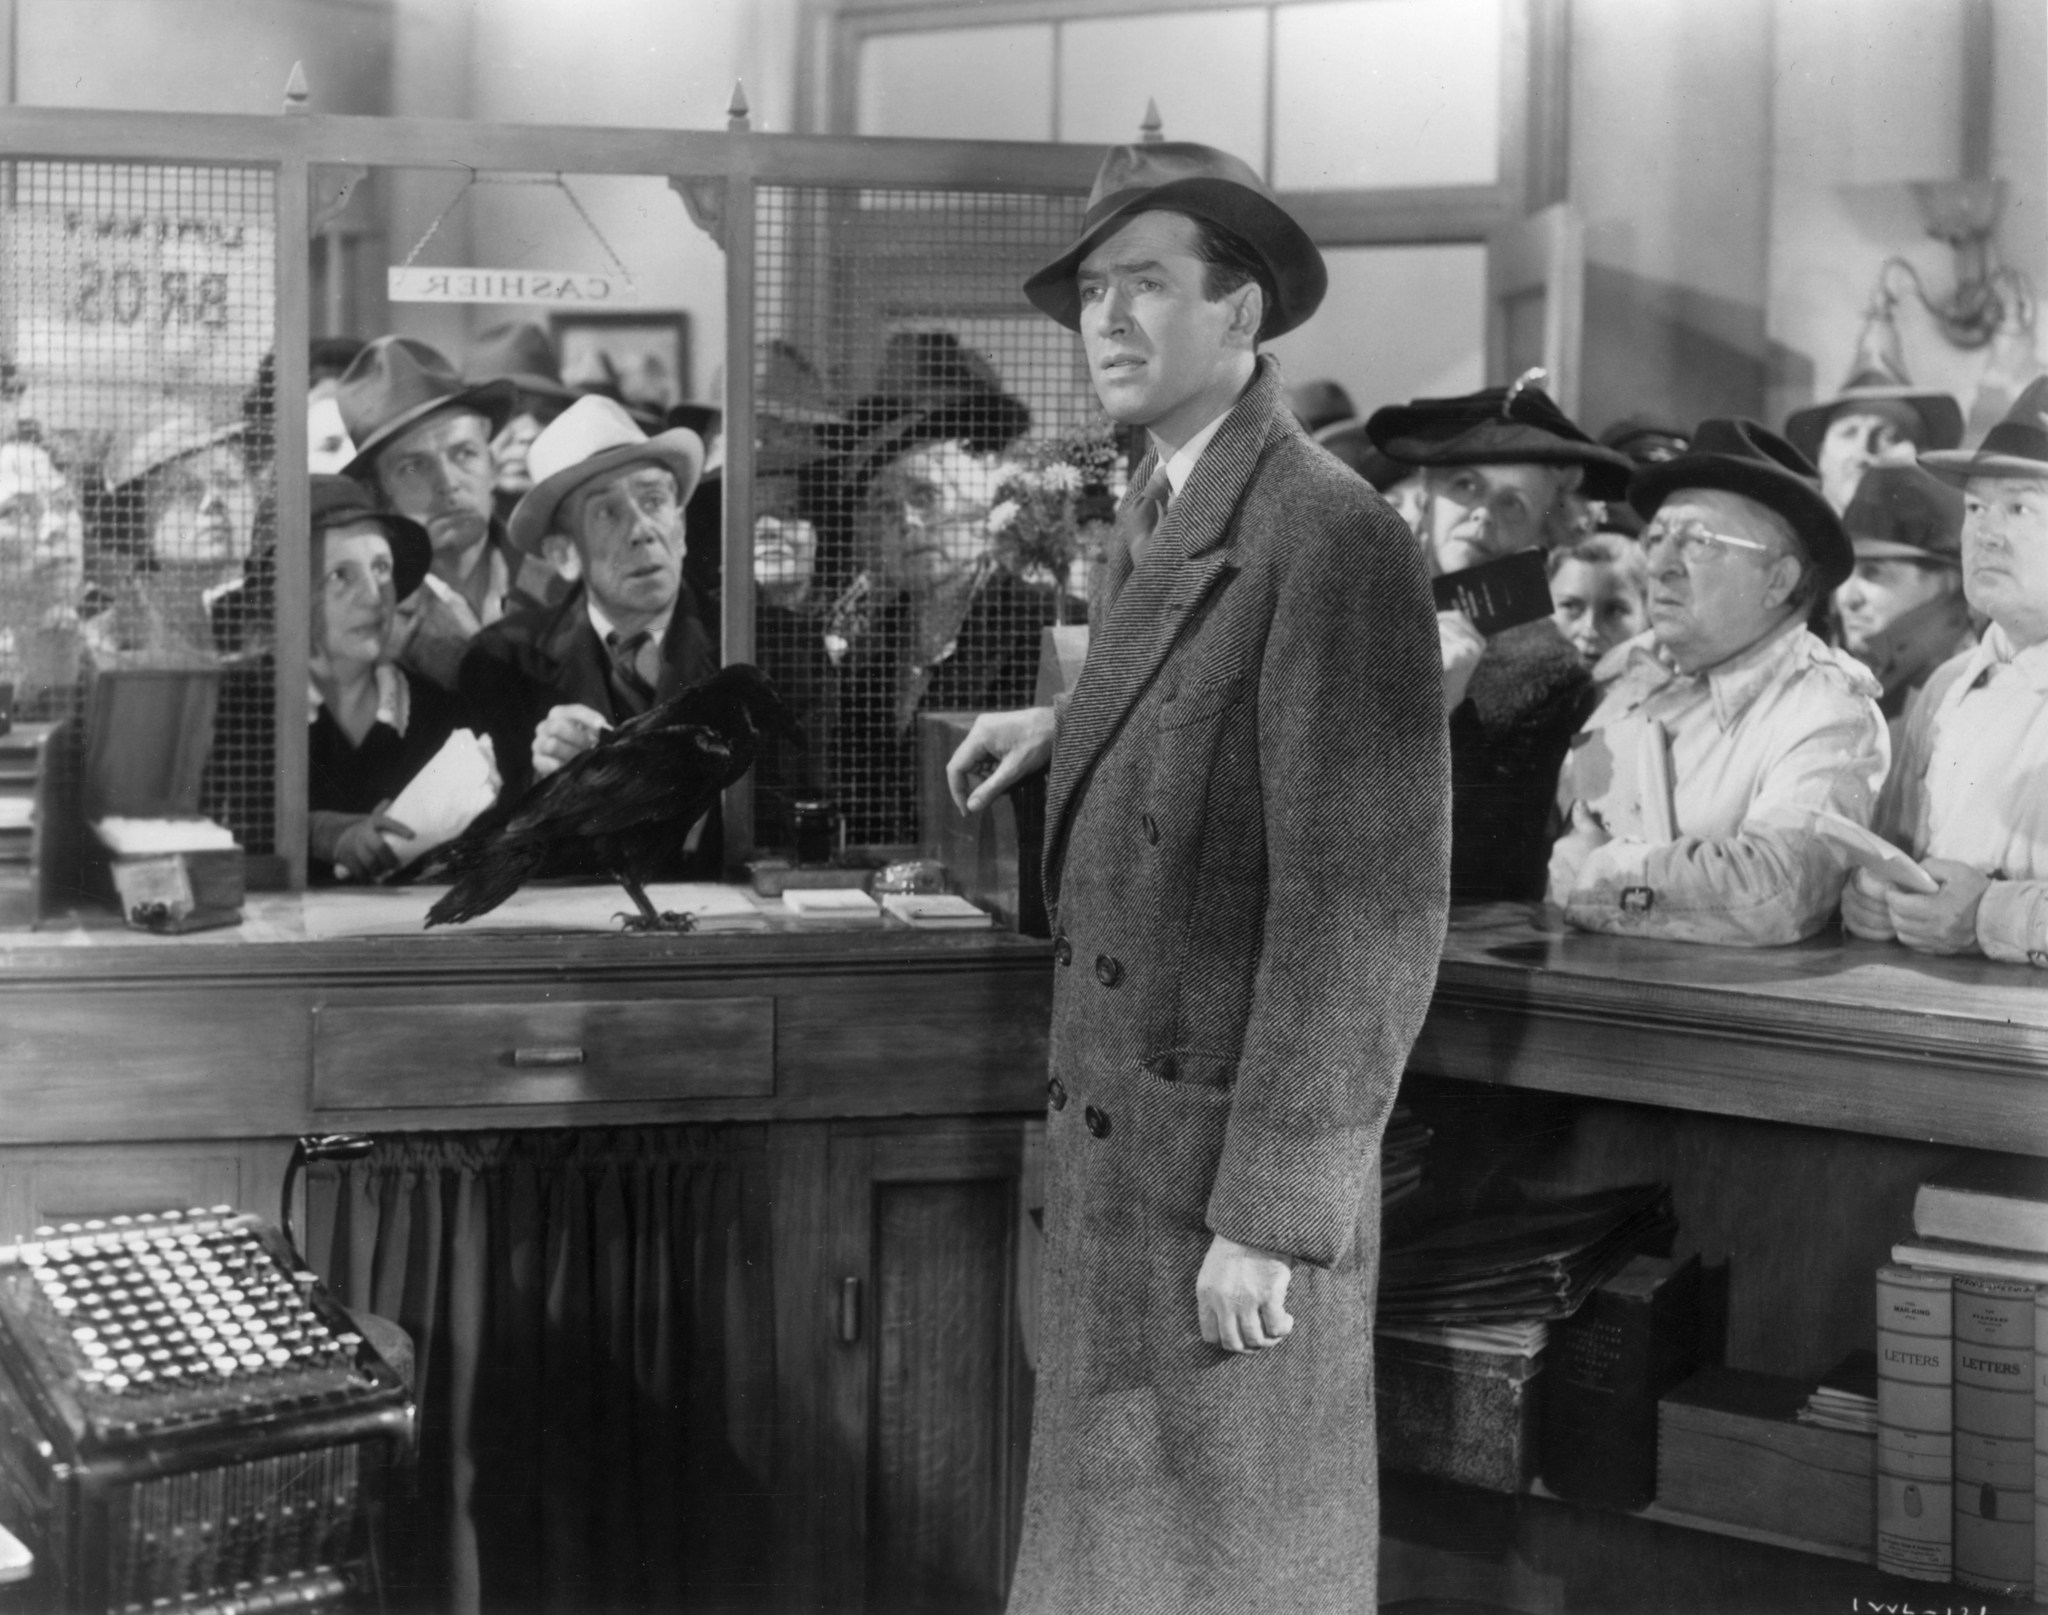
{"left": 948, "top": 140, "right": 1451, "bottom": 1613}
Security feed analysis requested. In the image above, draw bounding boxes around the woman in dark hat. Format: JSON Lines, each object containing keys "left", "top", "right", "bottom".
{"left": 1366, "top": 376, "right": 1634, "bottom": 904}
{"left": 206, "top": 476, "right": 477, "bottom": 882}
{"left": 819, "top": 333, "right": 1051, "bottom": 844}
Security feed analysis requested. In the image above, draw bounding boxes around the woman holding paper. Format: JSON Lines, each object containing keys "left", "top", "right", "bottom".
{"left": 301, "top": 475, "right": 482, "bottom": 882}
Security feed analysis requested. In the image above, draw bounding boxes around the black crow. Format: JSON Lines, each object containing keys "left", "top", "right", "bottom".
{"left": 418, "top": 663, "right": 806, "bottom": 931}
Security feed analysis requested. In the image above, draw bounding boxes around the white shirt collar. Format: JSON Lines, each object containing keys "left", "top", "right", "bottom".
{"left": 1959, "top": 621, "right": 2048, "bottom": 694}
{"left": 586, "top": 596, "right": 675, "bottom": 650}
{"left": 308, "top": 662, "right": 408, "bottom": 735}
{"left": 1153, "top": 408, "right": 1233, "bottom": 497}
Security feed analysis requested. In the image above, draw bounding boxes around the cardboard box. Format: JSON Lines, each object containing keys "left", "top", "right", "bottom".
{"left": 1378, "top": 1336, "right": 1544, "bottom": 1494}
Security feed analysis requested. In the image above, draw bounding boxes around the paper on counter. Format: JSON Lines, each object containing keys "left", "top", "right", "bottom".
{"left": 302, "top": 881, "right": 770, "bottom": 939}
{"left": 1805, "top": 808, "right": 1939, "bottom": 894}
{"left": 92, "top": 817, "right": 238, "bottom": 856}
{"left": 380, "top": 728, "right": 500, "bottom": 862}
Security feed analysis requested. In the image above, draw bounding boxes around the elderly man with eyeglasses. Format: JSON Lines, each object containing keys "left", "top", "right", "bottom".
{"left": 1548, "top": 420, "right": 1888, "bottom": 945}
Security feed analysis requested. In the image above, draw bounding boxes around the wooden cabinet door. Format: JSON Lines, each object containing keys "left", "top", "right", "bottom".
{"left": 770, "top": 1117, "right": 1042, "bottom": 1614}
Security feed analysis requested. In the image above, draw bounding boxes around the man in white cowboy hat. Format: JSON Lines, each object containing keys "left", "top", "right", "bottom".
{"left": 944, "top": 141, "right": 1448, "bottom": 1613}
{"left": 457, "top": 395, "right": 716, "bottom": 820}
{"left": 338, "top": 335, "right": 565, "bottom": 691}
{"left": 1845, "top": 378, "right": 2048, "bottom": 964}
{"left": 1549, "top": 420, "right": 1888, "bottom": 945}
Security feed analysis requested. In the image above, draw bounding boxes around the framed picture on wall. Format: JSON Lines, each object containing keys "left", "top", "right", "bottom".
{"left": 552, "top": 312, "right": 692, "bottom": 416}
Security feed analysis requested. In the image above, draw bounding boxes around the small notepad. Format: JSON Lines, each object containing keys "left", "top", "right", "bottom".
{"left": 783, "top": 888, "right": 883, "bottom": 924}
{"left": 881, "top": 894, "right": 991, "bottom": 929}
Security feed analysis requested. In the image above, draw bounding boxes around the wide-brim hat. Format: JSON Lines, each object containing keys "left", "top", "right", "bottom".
{"left": 1840, "top": 462, "right": 1964, "bottom": 562}
{"left": 464, "top": 321, "right": 579, "bottom": 409}
{"left": 1600, "top": 414, "right": 1691, "bottom": 466}
{"left": 1782, "top": 368, "right": 1964, "bottom": 464}
{"left": 310, "top": 472, "right": 432, "bottom": 601}
{"left": 507, "top": 394, "right": 704, "bottom": 554}
{"left": 1366, "top": 378, "right": 1635, "bottom": 502}
{"left": 1024, "top": 141, "right": 1326, "bottom": 339}
{"left": 339, "top": 335, "right": 515, "bottom": 479}
{"left": 1629, "top": 417, "right": 1853, "bottom": 592}
{"left": 1923, "top": 375, "right": 2048, "bottom": 484}
{"left": 107, "top": 411, "right": 245, "bottom": 492}
{"left": 1314, "top": 419, "right": 1414, "bottom": 493}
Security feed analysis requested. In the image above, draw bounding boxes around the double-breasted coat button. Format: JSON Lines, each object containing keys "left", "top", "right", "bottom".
{"left": 1047, "top": 1076, "right": 1068, "bottom": 1110}
{"left": 1084, "top": 1105, "right": 1111, "bottom": 1138}
{"left": 1053, "top": 935, "right": 1073, "bottom": 966}
{"left": 1095, "top": 954, "right": 1123, "bottom": 988}
{"left": 1141, "top": 812, "right": 1160, "bottom": 844}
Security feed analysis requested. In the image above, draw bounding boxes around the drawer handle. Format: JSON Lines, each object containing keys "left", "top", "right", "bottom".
{"left": 511, "top": 1045, "right": 586, "bottom": 1068}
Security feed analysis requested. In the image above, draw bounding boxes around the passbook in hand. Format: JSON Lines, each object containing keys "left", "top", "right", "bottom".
{"left": 1432, "top": 547, "right": 1554, "bottom": 638}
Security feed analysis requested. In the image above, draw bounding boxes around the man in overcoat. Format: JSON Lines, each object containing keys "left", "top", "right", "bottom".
{"left": 947, "top": 141, "right": 1450, "bottom": 1612}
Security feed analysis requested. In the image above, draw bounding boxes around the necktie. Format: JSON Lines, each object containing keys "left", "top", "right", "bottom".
{"left": 606, "top": 629, "right": 657, "bottom": 712}
{"left": 1120, "top": 464, "right": 1173, "bottom": 569}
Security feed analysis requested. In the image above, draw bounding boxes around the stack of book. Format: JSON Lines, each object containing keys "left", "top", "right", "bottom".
{"left": 1875, "top": 1156, "right": 2048, "bottom": 1599}
{"left": 1381, "top": 1105, "right": 1431, "bottom": 1215}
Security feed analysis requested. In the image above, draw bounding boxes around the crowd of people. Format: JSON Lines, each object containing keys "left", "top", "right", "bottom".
{"left": 3, "top": 281, "right": 2043, "bottom": 960}
{"left": 1300, "top": 347, "right": 2048, "bottom": 965}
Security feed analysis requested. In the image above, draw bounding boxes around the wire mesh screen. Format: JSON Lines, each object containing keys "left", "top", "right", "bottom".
{"left": 0, "top": 162, "right": 277, "bottom": 854}
{"left": 750, "top": 184, "right": 1113, "bottom": 853}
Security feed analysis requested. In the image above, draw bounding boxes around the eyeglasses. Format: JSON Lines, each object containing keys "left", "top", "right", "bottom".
{"left": 1640, "top": 518, "right": 1772, "bottom": 565}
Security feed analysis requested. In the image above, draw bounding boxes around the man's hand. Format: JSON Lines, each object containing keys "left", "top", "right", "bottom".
{"left": 1885, "top": 857, "right": 1991, "bottom": 955}
{"left": 1438, "top": 609, "right": 1486, "bottom": 714}
{"left": 1197, "top": 1233, "right": 1295, "bottom": 1353}
{"left": 946, "top": 706, "right": 1057, "bottom": 815}
{"left": 1547, "top": 799, "right": 1611, "bottom": 900}
{"left": 532, "top": 703, "right": 611, "bottom": 780}
{"left": 1840, "top": 866, "right": 1900, "bottom": 941}
{"left": 312, "top": 804, "right": 416, "bottom": 883}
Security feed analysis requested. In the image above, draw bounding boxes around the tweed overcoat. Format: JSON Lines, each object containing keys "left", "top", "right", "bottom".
{"left": 1007, "top": 358, "right": 1450, "bottom": 1614}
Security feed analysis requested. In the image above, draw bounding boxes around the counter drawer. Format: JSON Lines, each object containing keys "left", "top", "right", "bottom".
{"left": 312, "top": 997, "right": 774, "bottom": 1109}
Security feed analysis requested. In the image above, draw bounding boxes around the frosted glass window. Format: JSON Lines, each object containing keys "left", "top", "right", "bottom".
{"left": 1057, "top": 9, "right": 1270, "bottom": 168}
{"left": 1262, "top": 245, "right": 1486, "bottom": 417}
{"left": 857, "top": 26, "right": 1055, "bottom": 140}
{"left": 1272, "top": 0, "right": 1502, "bottom": 190}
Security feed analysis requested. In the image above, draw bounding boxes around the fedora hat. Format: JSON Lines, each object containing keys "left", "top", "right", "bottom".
{"left": 106, "top": 410, "right": 244, "bottom": 491}
{"left": 1839, "top": 462, "right": 1964, "bottom": 563}
{"left": 1366, "top": 375, "right": 1635, "bottom": 503}
{"left": 1313, "top": 419, "right": 1414, "bottom": 493}
{"left": 337, "top": 336, "right": 515, "bottom": 479}
{"left": 507, "top": 395, "right": 704, "bottom": 554}
{"left": 1922, "top": 375, "right": 2048, "bottom": 484}
{"left": 840, "top": 332, "right": 1033, "bottom": 480}
{"left": 1781, "top": 318, "right": 1963, "bottom": 464}
{"left": 310, "top": 472, "right": 432, "bottom": 601}
{"left": 1024, "top": 141, "right": 1326, "bottom": 339}
{"left": 464, "top": 321, "right": 578, "bottom": 407}
{"left": 1629, "top": 418, "right": 1853, "bottom": 592}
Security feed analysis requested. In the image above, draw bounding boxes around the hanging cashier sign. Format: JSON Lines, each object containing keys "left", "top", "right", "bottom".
{"left": 389, "top": 267, "right": 639, "bottom": 305}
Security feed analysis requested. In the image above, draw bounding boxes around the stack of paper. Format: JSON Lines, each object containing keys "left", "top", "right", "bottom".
{"left": 783, "top": 888, "right": 883, "bottom": 926}
{"left": 1380, "top": 1318, "right": 1548, "bottom": 1359}
{"left": 880, "top": 893, "right": 991, "bottom": 929}
{"left": 1378, "top": 1183, "right": 1677, "bottom": 1327}
{"left": 1795, "top": 1349, "right": 1877, "bottom": 1433}
{"left": 92, "top": 817, "right": 238, "bottom": 855}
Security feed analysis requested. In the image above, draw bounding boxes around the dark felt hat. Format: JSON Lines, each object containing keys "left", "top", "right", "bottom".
{"left": 464, "top": 321, "right": 578, "bottom": 407}
{"left": 1600, "top": 415, "right": 1691, "bottom": 466}
{"left": 1840, "top": 462, "right": 1964, "bottom": 563}
{"left": 1314, "top": 419, "right": 1414, "bottom": 493}
{"left": 1628, "top": 417, "right": 1853, "bottom": 592}
{"left": 1922, "top": 376, "right": 2048, "bottom": 483}
{"left": 338, "top": 336, "right": 515, "bottom": 479}
{"left": 1782, "top": 366, "right": 1964, "bottom": 465}
{"left": 840, "top": 332, "right": 1032, "bottom": 478}
{"left": 1024, "top": 142, "right": 1326, "bottom": 339}
{"left": 310, "top": 472, "right": 432, "bottom": 601}
{"left": 1365, "top": 377, "right": 1635, "bottom": 502}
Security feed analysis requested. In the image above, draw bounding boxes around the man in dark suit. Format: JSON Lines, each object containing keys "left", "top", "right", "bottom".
{"left": 947, "top": 142, "right": 1449, "bottom": 1613}
{"left": 458, "top": 395, "right": 717, "bottom": 818}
